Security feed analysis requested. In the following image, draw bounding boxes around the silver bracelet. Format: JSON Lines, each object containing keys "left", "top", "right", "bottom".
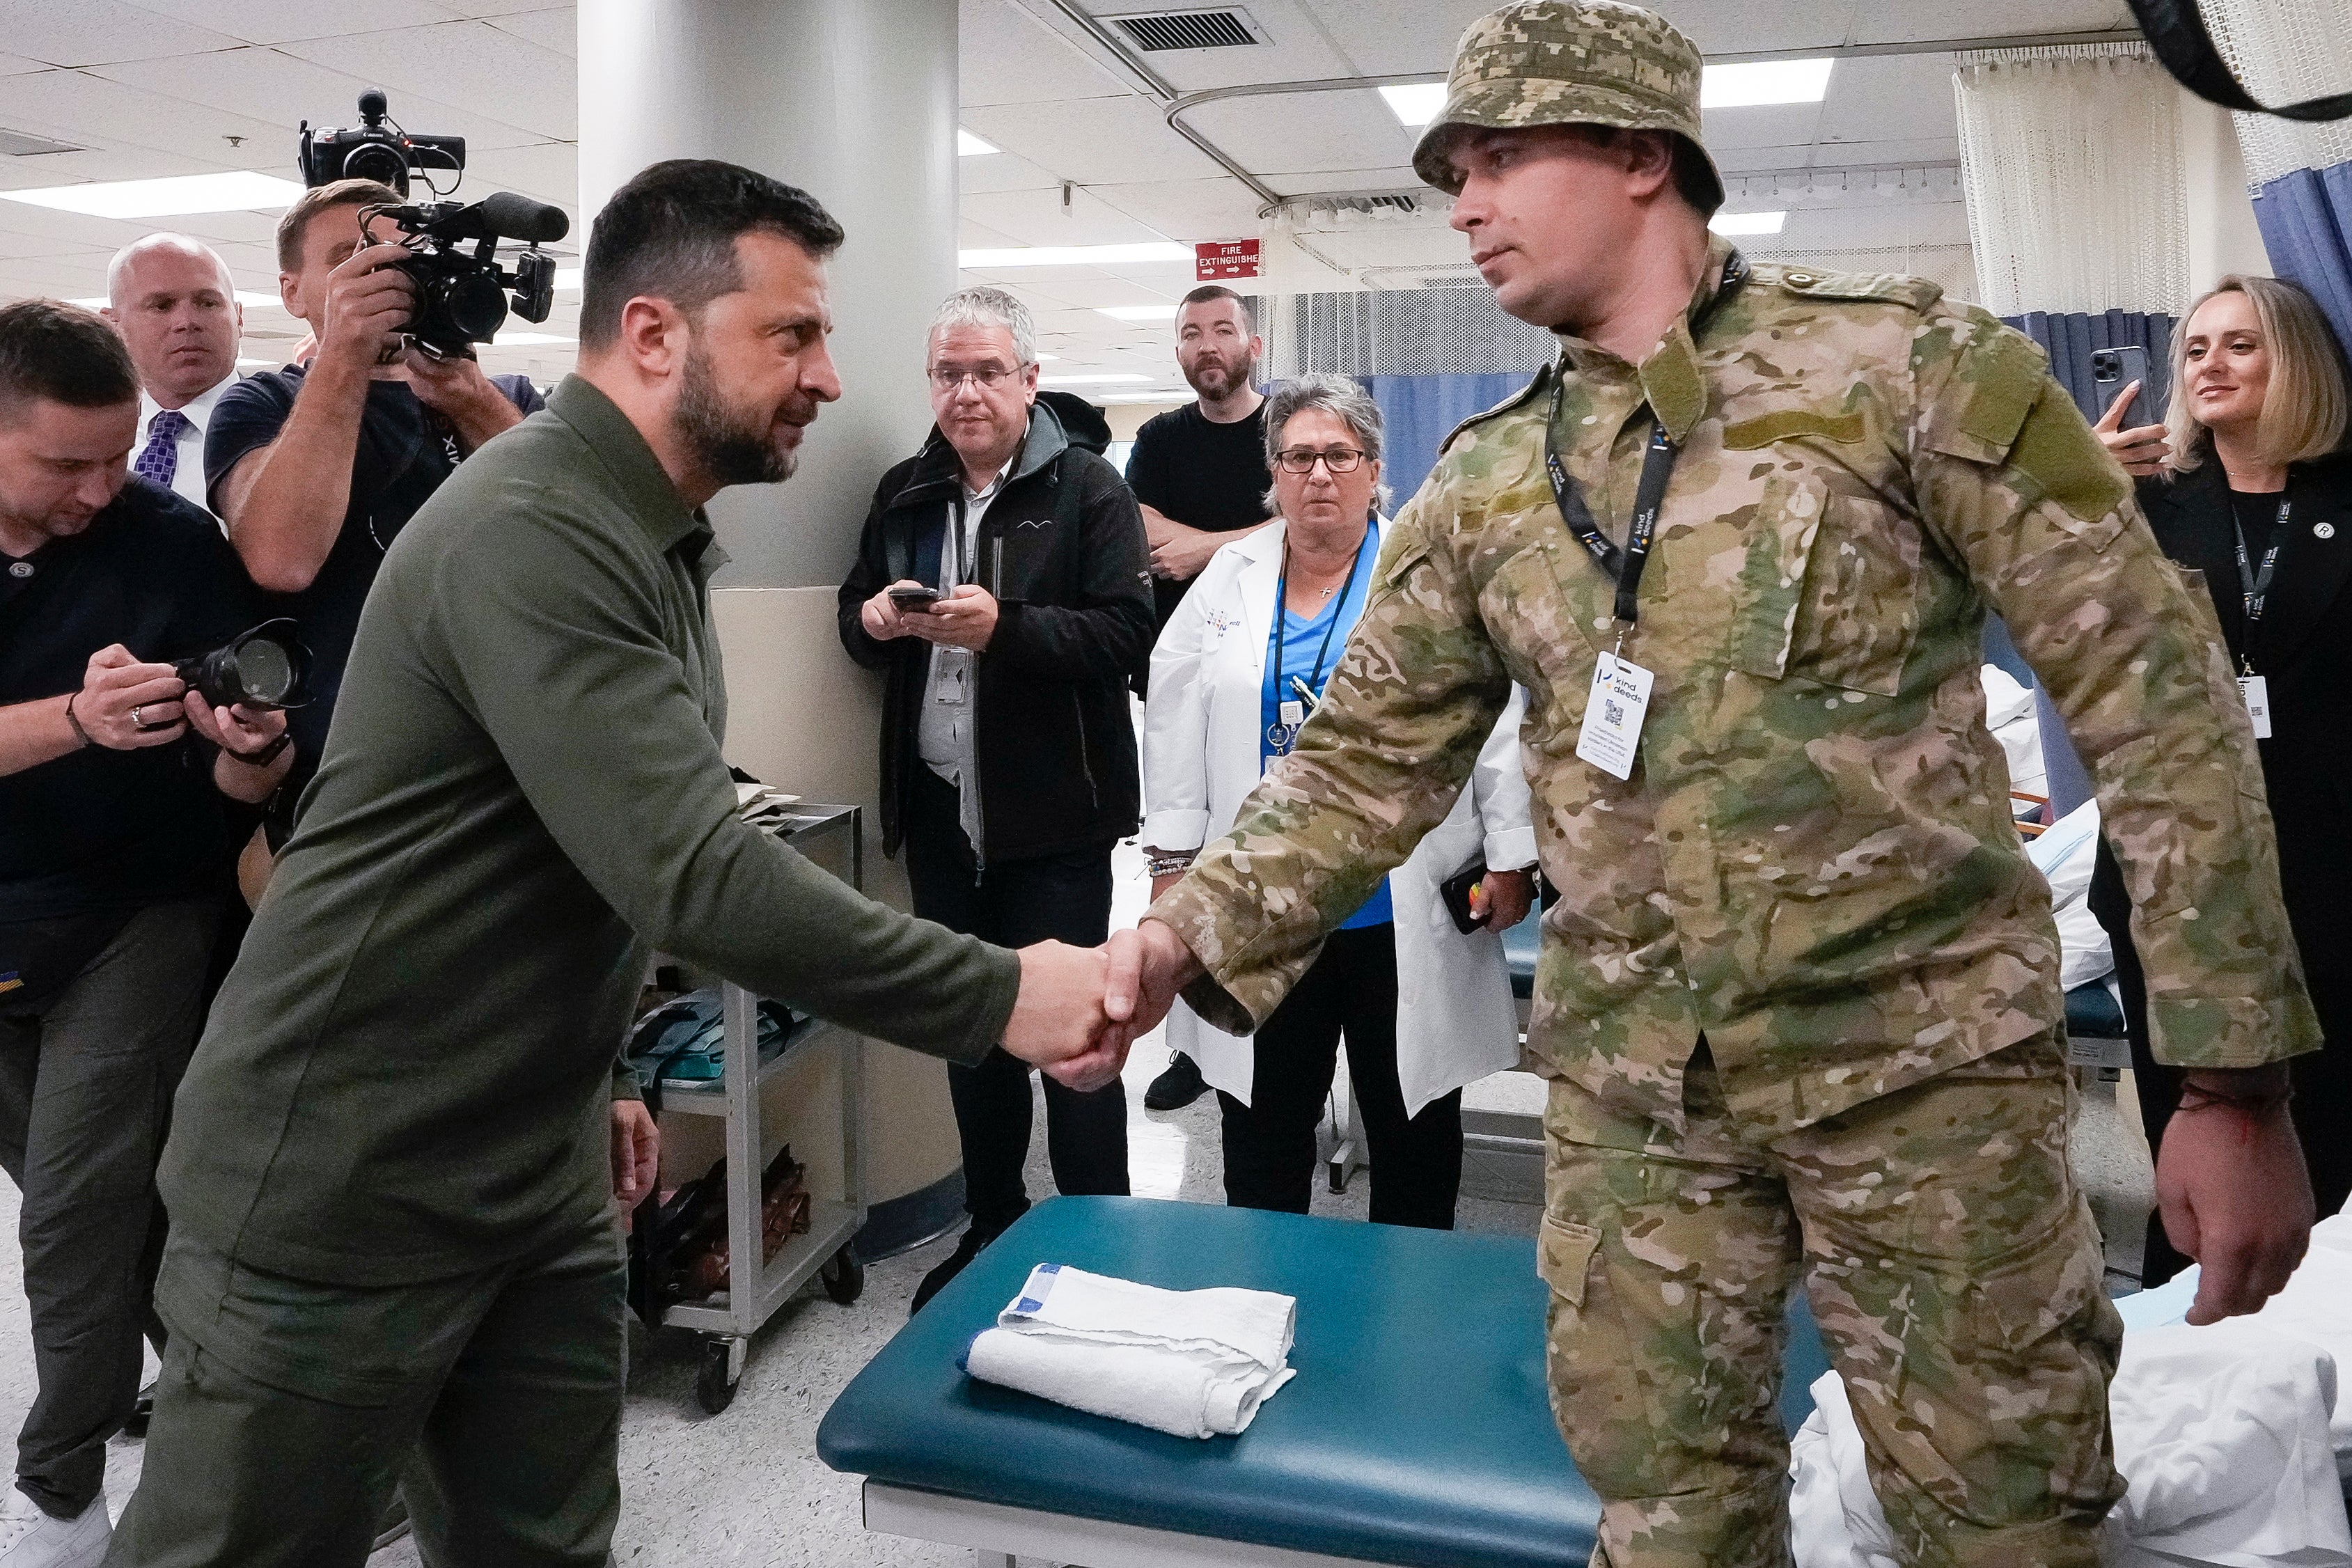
{"left": 1146, "top": 855, "right": 1195, "bottom": 879}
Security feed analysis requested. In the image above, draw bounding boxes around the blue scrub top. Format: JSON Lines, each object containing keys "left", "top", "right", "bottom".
{"left": 1262, "top": 518, "right": 1390, "bottom": 930}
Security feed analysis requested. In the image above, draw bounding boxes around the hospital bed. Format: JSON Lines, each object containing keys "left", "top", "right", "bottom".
{"left": 817, "top": 1194, "right": 1832, "bottom": 1567}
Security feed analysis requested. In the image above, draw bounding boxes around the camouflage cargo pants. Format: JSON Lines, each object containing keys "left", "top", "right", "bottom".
{"left": 1539, "top": 1030, "right": 2124, "bottom": 1568}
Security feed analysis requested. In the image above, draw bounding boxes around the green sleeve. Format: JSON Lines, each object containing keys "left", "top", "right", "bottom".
{"left": 1149, "top": 494, "right": 1513, "bottom": 1031}
{"left": 1910, "top": 308, "right": 2319, "bottom": 1069}
{"left": 423, "top": 501, "right": 1018, "bottom": 1067}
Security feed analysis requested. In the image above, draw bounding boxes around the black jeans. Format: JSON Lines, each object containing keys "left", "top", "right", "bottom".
{"left": 0, "top": 897, "right": 219, "bottom": 1517}
{"left": 901, "top": 767, "right": 1127, "bottom": 1236}
{"left": 1217, "top": 921, "right": 1463, "bottom": 1230}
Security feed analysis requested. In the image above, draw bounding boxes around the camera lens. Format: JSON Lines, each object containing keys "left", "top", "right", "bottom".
{"left": 229, "top": 640, "right": 297, "bottom": 707}
{"left": 425, "top": 270, "right": 510, "bottom": 346}
{"left": 345, "top": 141, "right": 409, "bottom": 195}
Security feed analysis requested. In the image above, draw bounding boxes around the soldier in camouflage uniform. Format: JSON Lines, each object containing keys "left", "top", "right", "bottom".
{"left": 1104, "top": 4, "right": 2323, "bottom": 1565}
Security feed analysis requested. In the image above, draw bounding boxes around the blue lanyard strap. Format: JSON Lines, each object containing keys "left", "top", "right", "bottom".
{"left": 1272, "top": 524, "right": 1372, "bottom": 714}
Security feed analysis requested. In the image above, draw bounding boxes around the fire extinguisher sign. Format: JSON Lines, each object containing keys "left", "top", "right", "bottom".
{"left": 1195, "top": 239, "right": 1261, "bottom": 281}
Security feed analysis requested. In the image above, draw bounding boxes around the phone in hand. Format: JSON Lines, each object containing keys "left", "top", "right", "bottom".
{"left": 1438, "top": 863, "right": 1488, "bottom": 934}
{"left": 2090, "top": 345, "right": 2155, "bottom": 426}
{"left": 888, "top": 586, "right": 946, "bottom": 611}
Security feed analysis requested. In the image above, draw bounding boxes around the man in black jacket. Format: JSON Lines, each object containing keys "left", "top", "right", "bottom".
{"left": 840, "top": 285, "right": 1152, "bottom": 1311}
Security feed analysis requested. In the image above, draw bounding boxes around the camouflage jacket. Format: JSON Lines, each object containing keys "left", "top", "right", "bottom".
{"left": 1151, "top": 237, "right": 2319, "bottom": 1140}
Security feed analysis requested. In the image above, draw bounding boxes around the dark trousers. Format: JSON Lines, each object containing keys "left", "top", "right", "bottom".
{"left": 107, "top": 1219, "right": 625, "bottom": 1568}
{"left": 900, "top": 766, "right": 1127, "bottom": 1235}
{"left": 1217, "top": 922, "right": 1463, "bottom": 1230}
{"left": 0, "top": 897, "right": 219, "bottom": 1518}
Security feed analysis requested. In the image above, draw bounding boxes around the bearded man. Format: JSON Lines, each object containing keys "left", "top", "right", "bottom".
{"left": 109, "top": 161, "right": 1127, "bottom": 1568}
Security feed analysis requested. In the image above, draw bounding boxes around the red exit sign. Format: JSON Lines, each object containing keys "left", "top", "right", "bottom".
{"left": 1195, "top": 239, "right": 1260, "bottom": 281}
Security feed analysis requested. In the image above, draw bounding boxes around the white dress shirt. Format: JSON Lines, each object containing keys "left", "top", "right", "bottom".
{"left": 133, "top": 374, "right": 235, "bottom": 514}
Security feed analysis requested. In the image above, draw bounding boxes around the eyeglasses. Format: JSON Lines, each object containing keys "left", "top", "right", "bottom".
{"left": 1275, "top": 446, "right": 1367, "bottom": 475}
{"left": 927, "top": 366, "right": 1024, "bottom": 391}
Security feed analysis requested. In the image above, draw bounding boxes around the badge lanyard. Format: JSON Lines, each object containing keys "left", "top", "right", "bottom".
{"left": 1543, "top": 250, "right": 1750, "bottom": 648}
{"left": 1265, "top": 524, "right": 1371, "bottom": 757}
{"left": 2230, "top": 494, "right": 2289, "bottom": 667}
{"left": 2230, "top": 493, "right": 2289, "bottom": 741}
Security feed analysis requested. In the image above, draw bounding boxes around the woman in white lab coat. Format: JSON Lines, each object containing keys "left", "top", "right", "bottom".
{"left": 1140, "top": 375, "right": 1535, "bottom": 1229}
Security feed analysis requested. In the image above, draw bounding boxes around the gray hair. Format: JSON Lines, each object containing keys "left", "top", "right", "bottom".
{"left": 1262, "top": 373, "right": 1390, "bottom": 512}
{"left": 929, "top": 284, "right": 1036, "bottom": 368}
{"left": 106, "top": 233, "right": 235, "bottom": 309}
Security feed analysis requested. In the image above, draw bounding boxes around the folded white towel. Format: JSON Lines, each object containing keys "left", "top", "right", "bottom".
{"left": 962, "top": 1264, "right": 1299, "bottom": 1440}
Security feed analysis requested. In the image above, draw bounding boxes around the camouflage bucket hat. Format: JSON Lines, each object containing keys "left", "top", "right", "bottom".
{"left": 1411, "top": 0, "right": 1725, "bottom": 210}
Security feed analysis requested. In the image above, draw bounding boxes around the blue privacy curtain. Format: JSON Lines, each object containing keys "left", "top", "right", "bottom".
{"left": 1360, "top": 373, "right": 1531, "bottom": 506}
{"left": 2251, "top": 162, "right": 2352, "bottom": 351}
{"left": 2000, "top": 311, "right": 2179, "bottom": 423}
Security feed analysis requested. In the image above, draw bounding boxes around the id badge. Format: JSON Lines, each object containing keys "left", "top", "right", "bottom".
{"left": 1278, "top": 699, "right": 1306, "bottom": 729}
{"left": 933, "top": 654, "right": 971, "bottom": 705}
{"left": 2237, "top": 673, "right": 2272, "bottom": 739}
{"left": 1575, "top": 650, "right": 1654, "bottom": 781}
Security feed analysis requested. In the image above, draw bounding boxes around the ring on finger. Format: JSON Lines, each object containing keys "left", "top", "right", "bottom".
{"left": 130, "top": 705, "right": 146, "bottom": 728}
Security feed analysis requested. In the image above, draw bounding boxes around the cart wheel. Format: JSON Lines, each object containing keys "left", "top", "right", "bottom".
{"left": 694, "top": 1336, "right": 740, "bottom": 1415}
{"left": 820, "top": 1244, "right": 865, "bottom": 1306}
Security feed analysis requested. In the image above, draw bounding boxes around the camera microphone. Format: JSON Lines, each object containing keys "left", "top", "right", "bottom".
{"left": 476, "top": 191, "right": 570, "bottom": 245}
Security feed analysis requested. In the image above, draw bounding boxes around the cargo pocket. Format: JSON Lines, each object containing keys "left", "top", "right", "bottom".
{"left": 1536, "top": 1216, "right": 1602, "bottom": 1306}
{"left": 1721, "top": 470, "right": 1827, "bottom": 681}
{"left": 1786, "top": 489, "right": 1921, "bottom": 698}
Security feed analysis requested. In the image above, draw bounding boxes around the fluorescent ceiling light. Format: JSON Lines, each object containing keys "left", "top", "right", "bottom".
{"left": 1097, "top": 304, "right": 1179, "bottom": 322}
{"left": 555, "top": 267, "right": 583, "bottom": 291}
{"left": 1040, "top": 373, "right": 1150, "bottom": 385}
{"left": 1, "top": 171, "right": 308, "bottom": 219}
{"left": 1700, "top": 59, "right": 1834, "bottom": 109}
{"left": 490, "top": 331, "right": 575, "bottom": 347}
{"left": 961, "top": 242, "right": 1191, "bottom": 269}
{"left": 235, "top": 356, "right": 280, "bottom": 368}
{"left": 958, "top": 129, "right": 1000, "bottom": 157}
{"left": 1379, "top": 82, "right": 1449, "bottom": 129}
{"left": 1709, "top": 210, "right": 1787, "bottom": 236}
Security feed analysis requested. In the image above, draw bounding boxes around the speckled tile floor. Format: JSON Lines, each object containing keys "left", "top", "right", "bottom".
{"left": 0, "top": 837, "right": 2157, "bottom": 1566}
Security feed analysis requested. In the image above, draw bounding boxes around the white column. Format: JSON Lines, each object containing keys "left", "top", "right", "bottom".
{"left": 578, "top": 0, "right": 957, "bottom": 588}
{"left": 579, "top": 1, "right": 968, "bottom": 1228}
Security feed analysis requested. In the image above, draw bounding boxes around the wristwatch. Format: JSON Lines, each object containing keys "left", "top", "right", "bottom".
{"left": 227, "top": 731, "right": 293, "bottom": 769}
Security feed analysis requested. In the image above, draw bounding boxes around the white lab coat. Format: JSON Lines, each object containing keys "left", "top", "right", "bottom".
{"left": 1142, "top": 519, "right": 1535, "bottom": 1115}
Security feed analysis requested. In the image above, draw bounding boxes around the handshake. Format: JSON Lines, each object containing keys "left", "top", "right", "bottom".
{"left": 996, "top": 922, "right": 1208, "bottom": 1091}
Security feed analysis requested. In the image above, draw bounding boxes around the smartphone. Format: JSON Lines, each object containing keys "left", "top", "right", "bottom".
{"left": 888, "top": 586, "right": 945, "bottom": 611}
{"left": 1438, "top": 863, "right": 1487, "bottom": 934}
{"left": 2090, "top": 345, "right": 2154, "bottom": 426}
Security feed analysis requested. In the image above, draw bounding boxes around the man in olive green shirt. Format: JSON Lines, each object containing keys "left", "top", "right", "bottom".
{"left": 109, "top": 161, "right": 1122, "bottom": 1568}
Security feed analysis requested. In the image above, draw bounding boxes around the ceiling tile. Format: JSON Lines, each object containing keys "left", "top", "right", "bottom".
{"left": 1701, "top": 102, "right": 1828, "bottom": 153}
{"left": 962, "top": 96, "right": 1222, "bottom": 187}
{"left": 89, "top": 45, "right": 551, "bottom": 153}
{"left": 3, "top": 1, "right": 242, "bottom": 67}
{"left": 958, "top": 150, "right": 1063, "bottom": 198}
{"left": 123, "top": 0, "right": 467, "bottom": 45}
{"left": 1812, "top": 55, "right": 1960, "bottom": 148}
{"left": 961, "top": 0, "right": 1127, "bottom": 109}
{"left": 0, "top": 66, "right": 301, "bottom": 166}
{"left": 272, "top": 22, "right": 574, "bottom": 142}
{"left": 961, "top": 184, "right": 1179, "bottom": 247}
{"left": 1089, "top": 177, "right": 1266, "bottom": 245}
{"left": 0, "top": 53, "right": 50, "bottom": 75}
{"left": 1182, "top": 91, "right": 1419, "bottom": 179}
{"left": 485, "top": 8, "right": 573, "bottom": 56}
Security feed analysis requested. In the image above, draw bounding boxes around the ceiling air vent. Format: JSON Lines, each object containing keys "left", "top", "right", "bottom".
{"left": 1111, "top": 8, "right": 1265, "bottom": 51}
{"left": 0, "top": 128, "right": 83, "bottom": 157}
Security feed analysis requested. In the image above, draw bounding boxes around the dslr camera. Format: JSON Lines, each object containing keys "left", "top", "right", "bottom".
{"left": 299, "top": 91, "right": 569, "bottom": 355}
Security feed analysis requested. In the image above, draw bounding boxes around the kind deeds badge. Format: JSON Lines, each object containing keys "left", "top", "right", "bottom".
{"left": 1574, "top": 650, "right": 1654, "bottom": 781}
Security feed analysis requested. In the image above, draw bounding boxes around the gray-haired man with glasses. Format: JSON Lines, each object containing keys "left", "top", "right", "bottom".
{"left": 838, "top": 285, "right": 1154, "bottom": 1313}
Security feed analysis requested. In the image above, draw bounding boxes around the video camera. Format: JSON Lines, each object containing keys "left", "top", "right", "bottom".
{"left": 299, "top": 91, "right": 569, "bottom": 355}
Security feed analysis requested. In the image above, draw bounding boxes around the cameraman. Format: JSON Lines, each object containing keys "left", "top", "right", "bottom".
{"left": 0, "top": 300, "right": 288, "bottom": 1565}
{"left": 206, "top": 178, "right": 542, "bottom": 797}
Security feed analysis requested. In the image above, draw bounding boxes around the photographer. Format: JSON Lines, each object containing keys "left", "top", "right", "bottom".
{"left": 0, "top": 300, "right": 288, "bottom": 1566}
{"left": 206, "top": 177, "right": 542, "bottom": 799}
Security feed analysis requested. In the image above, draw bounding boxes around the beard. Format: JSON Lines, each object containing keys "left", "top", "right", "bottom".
{"left": 1183, "top": 346, "right": 1257, "bottom": 400}
{"left": 673, "top": 343, "right": 797, "bottom": 488}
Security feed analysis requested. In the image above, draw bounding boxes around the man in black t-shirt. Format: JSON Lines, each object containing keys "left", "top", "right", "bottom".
{"left": 206, "top": 179, "right": 542, "bottom": 812}
{"left": 1124, "top": 284, "right": 1276, "bottom": 1109}
{"left": 1126, "top": 285, "right": 1276, "bottom": 632}
{"left": 0, "top": 301, "right": 289, "bottom": 1562}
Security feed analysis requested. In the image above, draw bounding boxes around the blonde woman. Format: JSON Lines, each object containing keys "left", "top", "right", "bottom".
{"left": 2093, "top": 274, "right": 2352, "bottom": 1273}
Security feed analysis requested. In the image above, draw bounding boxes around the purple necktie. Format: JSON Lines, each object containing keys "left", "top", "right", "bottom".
{"left": 133, "top": 409, "right": 188, "bottom": 489}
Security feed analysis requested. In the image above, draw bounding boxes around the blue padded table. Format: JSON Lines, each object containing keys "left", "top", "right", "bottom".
{"left": 819, "top": 1195, "right": 1831, "bottom": 1568}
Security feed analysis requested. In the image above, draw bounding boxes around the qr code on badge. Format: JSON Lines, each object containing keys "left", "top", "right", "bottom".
{"left": 1603, "top": 698, "right": 1624, "bottom": 726}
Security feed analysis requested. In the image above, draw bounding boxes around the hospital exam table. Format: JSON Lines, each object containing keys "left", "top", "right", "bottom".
{"left": 817, "top": 1195, "right": 1831, "bottom": 1568}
